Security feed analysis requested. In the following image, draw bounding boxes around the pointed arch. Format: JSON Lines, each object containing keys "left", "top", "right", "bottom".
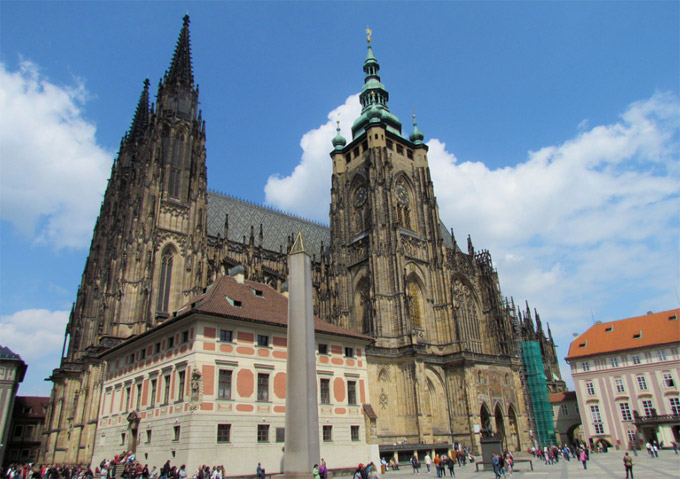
{"left": 168, "top": 133, "right": 185, "bottom": 198}
{"left": 157, "top": 244, "right": 177, "bottom": 313}
{"left": 350, "top": 174, "right": 369, "bottom": 235}
{"left": 452, "top": 274, "right": 483, "bottom": 352}
{"left": 424, "top": 368, "right": 450, "bottom": 436}
{"left": 494, "top": 402, "right": 506, "bottom": 445}
{"left": 507, "top": 403, "right": 521, "bottom": 450}
{"left": 480, "top": 402, "right": 492, "bottom": 435}
{"left": 353, "top": 276, "right": 372, "bottom": 334}
{"left": 378, "top": 367, "right": 390, "bottom": 384}
{"left": 393, "top": 174, "right": 415, "bottom": 230}
{"left": 405, "top": 274, "right": 425, "bottom": 329}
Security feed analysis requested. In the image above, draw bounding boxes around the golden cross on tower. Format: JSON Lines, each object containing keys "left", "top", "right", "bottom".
{"left": 366, "top": 27, "right": 372, "bottom": 43}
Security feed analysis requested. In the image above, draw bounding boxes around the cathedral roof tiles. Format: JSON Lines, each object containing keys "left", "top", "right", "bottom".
{"left": 566, "top": 308, "right": 680, "bottom": 360}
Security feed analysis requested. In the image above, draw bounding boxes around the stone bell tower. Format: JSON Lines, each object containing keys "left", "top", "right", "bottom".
{"left": 42, "top": 15, "right": 209, "bottom": 465}
{"left": 327, "top": 31, "right": 454, "bottom": 350}
{"left": 326, "top": 32, "right": 530, "bottom": 453}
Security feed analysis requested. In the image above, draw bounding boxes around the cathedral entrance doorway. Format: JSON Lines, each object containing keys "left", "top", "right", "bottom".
{"left": 494, "top": 404, "right": 506, "bottom": 448}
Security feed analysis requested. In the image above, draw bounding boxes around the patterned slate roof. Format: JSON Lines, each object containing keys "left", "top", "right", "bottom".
{"left": 207, "top": 191, "right": 331, "bottom": 255}
{"left": 566, "top": 308, "right": 680, "bottom": 359}
{"left": 207, "top": 190, "right": 457, "bottom": 254}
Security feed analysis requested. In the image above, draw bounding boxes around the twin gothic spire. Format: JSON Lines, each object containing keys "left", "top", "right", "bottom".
{"left": 165, "top": 14, "right": 194, "bottom": 88}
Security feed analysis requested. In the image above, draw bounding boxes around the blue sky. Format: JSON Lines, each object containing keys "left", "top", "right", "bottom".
{"left": 1, "top": 1, "right": 678, "bottom": 396}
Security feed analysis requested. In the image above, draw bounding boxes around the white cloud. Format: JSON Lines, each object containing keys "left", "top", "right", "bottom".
{"left": 265, "top": 91, "right": 680, "bottom": 388}
{"left": 0, "top": 61, "right": 112, "bottom": 249}
{"left": 0, "top": 309, "right": 69, "bottom": 395}
{"left": 264, "top": 94, "right": 362, "bottom": 221}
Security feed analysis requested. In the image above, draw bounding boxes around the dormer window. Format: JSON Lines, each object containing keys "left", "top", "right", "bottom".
{"left": 226, "top": 296, "right": 242, "bottom": 308}
{"left": 251, "top": 288, "right": 264, "bottom": 297}
{"left": 633, "top": 331, "right": 642, "bottom": 339}
{"left": 605, "top": 326, "right": 613, "bottom": 332}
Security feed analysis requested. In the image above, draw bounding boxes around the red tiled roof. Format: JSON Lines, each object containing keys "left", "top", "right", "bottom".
{"left": 549, "top": 391, "right": 576, "bottom": 403}
{"left": 178, "top": 275, "right": 371, "bottom": 341}
{"left": 13, "top": 396, "right": 50, "bottom": 417}
{"left": 566, "top": 308, "right": 680, "bottom": 360}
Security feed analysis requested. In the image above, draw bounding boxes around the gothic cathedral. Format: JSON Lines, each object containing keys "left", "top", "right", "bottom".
{"left": 42, "top": 17, "right": 563, "bottom": 465}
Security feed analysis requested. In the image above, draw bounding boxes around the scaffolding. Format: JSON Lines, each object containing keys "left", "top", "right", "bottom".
{"left": 520, "top": 341, "right": 557, "bottom": 446}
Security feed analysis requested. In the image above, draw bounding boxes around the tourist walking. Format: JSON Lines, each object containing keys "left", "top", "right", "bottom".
{"left": 423, "top": 454, "right": 431, "bottom": 473}
{"left": 410, "top": 455, "right": 420, "bottom": 474}
{"left": 579, "top": 450, "right": 587, "bottom": 470}
{"left": 256, "top": 464, "right": 265, "bottom": 479}
{"left": 623, "top": 452, "right": 634, "bottom": 479}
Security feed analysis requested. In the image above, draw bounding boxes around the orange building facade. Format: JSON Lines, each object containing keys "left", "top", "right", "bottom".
{"left": 91, "top": 272, "right": 377, "bottom": 474}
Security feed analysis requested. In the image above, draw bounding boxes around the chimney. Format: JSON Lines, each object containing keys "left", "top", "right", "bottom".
{"left": 228, "top": 265, "right": 245, "bottom": 284}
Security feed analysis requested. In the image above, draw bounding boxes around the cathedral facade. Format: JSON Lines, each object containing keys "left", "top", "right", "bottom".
{"left": 42, "top": 17, "right": 563, "bottom": 465}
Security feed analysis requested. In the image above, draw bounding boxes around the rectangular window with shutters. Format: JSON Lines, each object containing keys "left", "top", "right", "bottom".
{"left": 258, "top": 373, "right": 269, "bottom": 402}
{"left": 590, "top": 405, "right": 604, "bottom": 434}
{"left": 347, "top": 381, "right": 357, "bottom": 405}
{"left": 217, "top": 424, "right": 231, "bottom": 443}
{"left": 163, "top": 375, "right": 171, "bottom": 404}
{"left": 637, "top": 375, "right": 648, "bottom": 390}
{"left": 619, "top": 402, "right": 632, "bottom": 421}
{"left": 663, "top": 372, "right": 675, "bottom": 388}
{"left": 150, "top": 379, "right": 157, "bottom": 407}
{"left": 586, "top": 382, "right": 595, "bottom": 396}
{"left": 218, "top": 370, "right": 232, "bottom": 400}
{"left": 257, "top": 424, "right": 269, "bottom": 443}
{"left": 670, "top": 397, "right": 680, "bottom": 415}
{"left": 351, "top": 425, "right": 360, "bottom": 441}
{"left": 276, "top": 427, "right": 285, "bottom": 443}
{"left": 615, "top": 378, "right": 625, "bottom": 393}
{"left": 177, "top": 371, "right": 185, "bottom": 402}
{"left": 320, "top": 378, "right": 330, "bottom": 404}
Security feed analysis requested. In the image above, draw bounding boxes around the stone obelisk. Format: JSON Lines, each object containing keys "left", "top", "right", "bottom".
{"left": 283, "top": 233, "right": 320, "bottom": 475}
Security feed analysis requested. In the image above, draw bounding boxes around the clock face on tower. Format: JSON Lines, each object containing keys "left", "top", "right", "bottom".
{"left": 354, "top": 186, "right": 367, "bottom": 207}
{"left": 395, "top": 182, "right": 409, "bottom": 204}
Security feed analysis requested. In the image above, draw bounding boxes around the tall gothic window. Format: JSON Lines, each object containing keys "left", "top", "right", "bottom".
{"left": 168, "top": 135, "right": 184, "bottom": 199}
{"left": 394, "top": 179, "right": 412, "bottom": 229}
{"left": 157, "top": 247, "right": 174, "bottom": 313}
{"left": 353, "top": 278, "right": 372, "bottom": 334}
{"left": 406, "top": 279, "right": 424, "bottom": 328}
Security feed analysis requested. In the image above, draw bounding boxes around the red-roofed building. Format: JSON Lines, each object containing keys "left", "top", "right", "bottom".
{"left": 566, "top": 308, "right": 680, "bottom": 450}
{"left": 4, "top": 396, "right": 50, "bottom": 465}
{"left": 548, "top": 391, "right": 582, "bottom": 446}
{"left": 90, "top": 272, "right": 377, "bottom": 474}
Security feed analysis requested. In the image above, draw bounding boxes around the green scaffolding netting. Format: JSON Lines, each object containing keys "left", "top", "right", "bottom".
{"left": 520, "top": 341, "right": 557, "bottom": 446}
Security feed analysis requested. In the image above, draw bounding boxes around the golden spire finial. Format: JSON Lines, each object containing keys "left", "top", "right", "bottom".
{"left": 366, "top": 27, "right": 372, "bottom": 43}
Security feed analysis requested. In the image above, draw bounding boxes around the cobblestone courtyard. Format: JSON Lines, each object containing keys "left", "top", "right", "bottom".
{"left": 376, "top": 451, "right": 679, "bottom": 479}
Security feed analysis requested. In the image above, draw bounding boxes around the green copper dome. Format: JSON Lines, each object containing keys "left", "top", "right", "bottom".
{"left": 332, "top": 121, "right": 347, "bottom": 149}
{"left": 409, "top": 114, "right": 425, "bottom": 144}
{"left": 351, "top": 38, "right": 402, "bottom": 139}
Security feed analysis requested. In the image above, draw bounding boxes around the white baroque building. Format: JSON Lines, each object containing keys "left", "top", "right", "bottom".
{"left": 566, "top": 308, "right": 680, "bottom": 450}
{"left": 91, "top": 270, "right": 378, "bottom": 474}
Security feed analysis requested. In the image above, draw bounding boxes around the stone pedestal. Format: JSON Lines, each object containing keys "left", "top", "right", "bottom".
{"left": 480, "top": 438, "right": 502, "bottom": 465}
